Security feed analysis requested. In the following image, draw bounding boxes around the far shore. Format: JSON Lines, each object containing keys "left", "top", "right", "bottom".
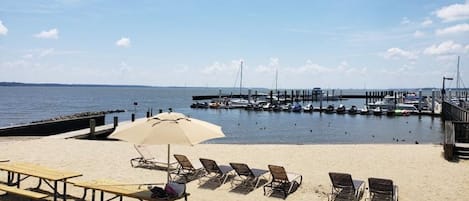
{"left": 0, "top": 138, "right": 467, "bottom": 201}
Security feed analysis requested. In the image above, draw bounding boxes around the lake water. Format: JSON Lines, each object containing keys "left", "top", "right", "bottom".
{"left": 0, "top": 86, "right": 443, "bottom": 144}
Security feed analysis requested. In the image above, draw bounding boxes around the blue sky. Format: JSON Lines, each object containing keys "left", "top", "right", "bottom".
{"left": 1, "top": 0, "right": 469, "bottom": 89}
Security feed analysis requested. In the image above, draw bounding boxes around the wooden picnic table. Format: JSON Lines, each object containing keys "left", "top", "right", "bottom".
{"left": 0, "top": 162, "right": 82, "bottom": 201}
{"left": 73, "top": 179, "right": 188, "bottom": 201}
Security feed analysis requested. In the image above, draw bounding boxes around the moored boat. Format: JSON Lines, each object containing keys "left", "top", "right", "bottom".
{"left": 336, "top": 104, "right": 346, "bottom": 114}
{"left": 360, "top": 105, "right": 369, "bottom": 115}
{"left": 348, "top": 105, "right": 358, "bottom": 115}
{"left": 325, "top": 105, "right": 335, "bottom": 113}
{"left": 373, "top": 107, "right": 383, "bottom": 116}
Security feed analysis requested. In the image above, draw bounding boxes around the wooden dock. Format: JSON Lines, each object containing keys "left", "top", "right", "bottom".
{"left": 442, "top": 101, "right": 469, "bottom": 160}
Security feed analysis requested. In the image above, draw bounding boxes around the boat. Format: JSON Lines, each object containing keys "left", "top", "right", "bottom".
{"left": 190, "top": 102, "right": 209, "bottom": 109}
{"left": 325, "top": 105, "right": 335, "bottom": 113}
{"left": 336, "top": 104, "right": 346, "bottom": 114}
{"left": 272, "top": 104, "right": 282, "bottom": 112}
{"left": 348, "top": 105, "right": 358, "bottom": 115}
{"left": 281, "top": 103, "right": 292, "bottom": 112}
{"left": 394, "top": 109, "right": 410, "bottom": 116}
{"left": 395, "top": 103, "right": 418, "bottom": 113}
{"left": 360, "top": 105, "right": 369, "bottom": 115}
{"left": 303, "top": 104, "right": 313, "bottom": 113}
{"left": 292, "top": 103, "right": 302, "bottom": 113}
{"left": 368, "top": 94, "right": 419, "bottom": 112}
{"left": 372, "top": 107, "right": 383, "bottom": 116}
{"left": 262, "top": 103, "right": 273, "bottom": 111}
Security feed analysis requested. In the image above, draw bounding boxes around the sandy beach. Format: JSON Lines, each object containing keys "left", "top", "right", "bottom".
{"left": 0, "top": 138, "right": 468, "bottom": 201}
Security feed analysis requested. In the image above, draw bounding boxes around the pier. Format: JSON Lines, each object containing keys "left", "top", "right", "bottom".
{"left": 442, "top": 101, "right": 469, "bottom": 160}
{"left": 192, "top": 89, "right": 394, "bottom": 102}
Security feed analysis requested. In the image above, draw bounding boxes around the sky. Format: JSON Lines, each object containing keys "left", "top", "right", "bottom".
{"left": 1, "top": 0, "right": 469, "bottom": 89}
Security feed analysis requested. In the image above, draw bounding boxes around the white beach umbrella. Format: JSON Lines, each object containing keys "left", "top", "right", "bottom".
{"left": 110, "top": 112, "right": 225, "bottom": 182}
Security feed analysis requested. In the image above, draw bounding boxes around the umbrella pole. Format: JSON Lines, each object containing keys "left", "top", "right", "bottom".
{"left": 167, "top": 144, "right": 170, "bottom": 183}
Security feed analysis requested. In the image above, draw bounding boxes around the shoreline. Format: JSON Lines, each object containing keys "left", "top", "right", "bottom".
{"left": 0, "top": 138, "right": 467, "bottom": 201}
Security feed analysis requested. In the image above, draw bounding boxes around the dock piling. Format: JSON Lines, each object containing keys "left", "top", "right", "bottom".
{"left": 89, "top": 119, "right": 96, "bottom": 140}
{"left": 432, "top": 90, "right": 436, "bottom": 114}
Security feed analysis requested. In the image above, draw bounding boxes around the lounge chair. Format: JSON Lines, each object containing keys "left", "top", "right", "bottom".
{"left": 199, "top": 158, "right": 233, "bottom": 185}
{"left": 328, "top": 172, "right": 364, "bottom": 201}
{"left": 367, "top": 177, "right": 398, "bottom": 201}
{"left": 263, "top": 165, "right": 303, "bottom": 199}
{"left": 229, "top": 162, "right": 268, "bottom": 190}
{"left": 130, "top": 144, "right": 177, "bottom": 169}
{"left": 172, "top": 154, "right": 205, "bottom": 182}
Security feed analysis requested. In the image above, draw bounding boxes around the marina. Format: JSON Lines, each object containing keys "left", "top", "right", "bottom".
{"left": 0, "top": 86, "right": 453, "bottom": 144}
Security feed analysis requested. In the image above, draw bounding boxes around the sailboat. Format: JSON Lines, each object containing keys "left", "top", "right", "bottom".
{"left": 229, "top": 61, "right": 250, "bottom": 108}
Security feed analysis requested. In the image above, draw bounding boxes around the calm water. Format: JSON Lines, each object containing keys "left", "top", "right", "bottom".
{"left": 0, "top": 86, "right": 443, "bottom": 144}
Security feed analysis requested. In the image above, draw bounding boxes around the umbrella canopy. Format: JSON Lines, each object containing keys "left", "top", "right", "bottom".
{"left": 109, "top": 112, "right": 225, "bottom": 182}
{"left": 111, "top": 112, "right": 224, "bottom": 145}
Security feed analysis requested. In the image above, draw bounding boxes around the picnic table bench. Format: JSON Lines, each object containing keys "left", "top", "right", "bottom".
{"left": 73, "top": 179, "right": 188, "bottom": 201}
{"left": 0, "top": 162, "right": 82, "bottom": 201}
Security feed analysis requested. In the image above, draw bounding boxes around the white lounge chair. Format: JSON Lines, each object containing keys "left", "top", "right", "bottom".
{"left": 130, "top": 144, "right": 177, "bottom": 169}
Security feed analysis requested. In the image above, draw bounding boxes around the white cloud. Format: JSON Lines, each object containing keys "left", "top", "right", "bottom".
{"left": 34, "top": 28, "right": 59, "bottom": 39}
{"left": 401, "top": 17, "right": 411, "bottom": 24}
{"left": 384, "top": 48, "right": 418, "bottom": 60}
{"left": 202, "top": 60, "right": 241, "bottom": 74}
{"left": 436, "top": 23, "right": 469, "bottom": 35}
{"left": 421, "top": 19, "right": 433, "bottom": 26}
{"left": 435, "top": 1, "right": 469, "bottom": 22}
{"left": 0, "top": 20, "right": 7, "bottom": 35}
{"left": 414, "top": 30, "right": 425, "bottom": 38}
{"left": 269, "top": 57, "right": 279, "bottom": 66}
{"left": 21, "top": 48, "right": 82, "bottom": 59}
{"left": 115, "top": 37, "right": 130, "bottom": 47}
{"left": 255, "top": 58, "right": 279, "bottom": 73}
{"left": 423, "top": 40, "right": 465, "bottom": 55}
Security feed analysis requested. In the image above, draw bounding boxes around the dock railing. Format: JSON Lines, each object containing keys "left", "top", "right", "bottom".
{"left": 442, "top": 101, "right": 469, "bottom": 122}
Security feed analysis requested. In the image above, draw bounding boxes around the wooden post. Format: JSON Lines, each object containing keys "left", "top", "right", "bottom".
{"left": 326, "top": 91, "right": 329, "bottom": 102}
{"left": 443, "top": 121, "right": 455, "bottom": 161}
{"left": 131, "top": 113, "right": 135, "bottom": 122}
{"left": 146, "top": 111, "right": 150, "bottom": 118}
{"left": 89, "top": 119, "right": 96, "bottom": 140}
{"left": 418, "top": 89, "right": 423, "bottom": 113}
{"left": 290, "top": 90, "right": 293, "bottom": 104}
{"left": 302, "top": 90, "right": 305, "bottom": 103}
{"left": 319, "top": 89, "right": 323, "bottom": 112}
{"left": 159, "top": 109, "right": 163, "bottom": 113}
{"left": 277, "top": 91, "right": 280, "bottom": 103}
{"left": 365, "top": 91, "right": 368, "bottom": 105}
{"left": 269, "top": 90, "right": 273, "bottom": 105}
{"left": 113, "top": 116, "right": 118, "bottom": 128}
{"left": 432, "top": 90, "right": 436, "bottom": 114}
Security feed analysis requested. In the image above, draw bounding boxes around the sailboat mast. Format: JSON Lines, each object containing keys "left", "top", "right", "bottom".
{"left": 275, "top": 68, "right": 278, "bottom": 92}
{"left": 240, "top": 61, "right": 243, "bottom": 96}
{"left": 457, "top": 56, "right": 460, "bottom": 91}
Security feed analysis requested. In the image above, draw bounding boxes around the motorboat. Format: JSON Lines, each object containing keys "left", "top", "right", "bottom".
{"left": 281, "top": 103, "right": 292, "bottom": 112}
{"left": 190, "top": 102, "right": 209, "bottom": 109}
{"left": 360, "top": 105, "right": 369, "bottom": 115}
{"left": 292, "top": 103, "right": 302, "bottom": 113}
{"left": 373, "top": 107, "right": 383, "bottom": 116}
{"left": 325, "top": 105, "right": 335, "bottom": 113}
{"left": 262, "top": 103, "right": 273, "bottom": 111}
{"left": 348, "top": 105, "right": 358, "bottom": 115}
{"left": 303, "top": 104, "right": 313, "bottom": 112}
{"left": 336, "top": 104, "right": 346, "bottom": 114}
